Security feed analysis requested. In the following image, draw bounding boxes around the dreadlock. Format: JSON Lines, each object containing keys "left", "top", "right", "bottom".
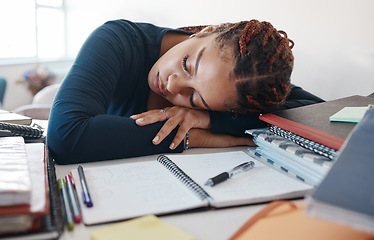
{"left": 180, "top": 20, "right": 294, "bottom": 114}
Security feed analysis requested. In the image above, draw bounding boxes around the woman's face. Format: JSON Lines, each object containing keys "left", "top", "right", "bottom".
{"left": 148, "top": 33, "right": 238, "bottom": 112}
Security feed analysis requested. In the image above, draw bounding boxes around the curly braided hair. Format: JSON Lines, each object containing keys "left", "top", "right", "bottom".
{"left": 180, "top": 20, "right": 294, "bottom": 113}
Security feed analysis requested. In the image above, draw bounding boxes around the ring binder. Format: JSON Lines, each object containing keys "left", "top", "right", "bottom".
{"left": 269, "top": 125, "right": 337, "bottom": 160}
{"left": 0, "top": 122, "right": 44, "bottom": 139}
{"left": 157, "top": 155, "right": 211, "bottom": 201}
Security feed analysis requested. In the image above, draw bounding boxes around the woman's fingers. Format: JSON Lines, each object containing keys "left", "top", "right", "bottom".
{"left": 169, "top": 126, "right": 190, "bottom": 150}
{"left": 152, "top": 114, "right": 185, "bottom": 148}
{"left": 132, "top": 106, "right": 212, "bottom": 149}
{"left": 130, "top": 108, "right": 169, "bottom": 126}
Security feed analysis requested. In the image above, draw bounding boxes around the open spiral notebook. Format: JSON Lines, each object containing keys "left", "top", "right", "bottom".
{"left": 70, "top": 151, "right": 312, "bottom": 225}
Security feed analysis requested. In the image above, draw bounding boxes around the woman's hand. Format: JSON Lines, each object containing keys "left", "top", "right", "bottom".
{"left": 188, "top": 128, "right": 256, "bottom": 148}
{"left": 130, "top": 106, "right": 211, "bottom": 149}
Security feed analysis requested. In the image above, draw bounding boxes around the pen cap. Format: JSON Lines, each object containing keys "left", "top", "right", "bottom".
{"left": 65, "top": 174, "right": 75, "bottom": 185}
{"left": 69, "top": 174, "right": 76, "bottom": 187}
{"left": 58, "top": 178, "right": 66, "bottom": 190}
{"left": 64, "top": 175, "right": 69, "bottom": 184}
{"left": 243, "top": 161, "right": 255, "bottom": 170}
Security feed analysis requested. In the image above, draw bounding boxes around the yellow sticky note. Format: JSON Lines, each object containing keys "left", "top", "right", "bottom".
{"left": 90, "top": 215, "right": 195, "bottom": 240}
{"left": 329, "top": 107, "right": 369, "bottom": 123}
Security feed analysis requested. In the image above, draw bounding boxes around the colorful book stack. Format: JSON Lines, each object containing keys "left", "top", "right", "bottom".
{"left": 0, "top": 137, "right": 61, "bottom": 239}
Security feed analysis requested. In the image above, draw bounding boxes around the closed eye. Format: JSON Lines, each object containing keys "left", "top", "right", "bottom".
{"left": 189, "top": 91, "right": 197, "bottom": 108}
{"left": 182, "top": 54, "right": 191, "bottom": 76}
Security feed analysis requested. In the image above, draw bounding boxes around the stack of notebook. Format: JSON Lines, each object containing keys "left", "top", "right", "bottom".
{"left": 247, "top": 95, "right": 374, "bottom": 187}
{"left": 258, "top": 95, "right": 374, "bottom": 159}
{"left": 246, "top": 128, "right": 332, "bottom": 186}
{"left": 0, "top": 109, "right": 32, "bottom": 125}
{"left": 0, "top": 109, "right": 44, "bottom": 141}
{"left": 0, "top": 137, "right": 62, "bottom": 239}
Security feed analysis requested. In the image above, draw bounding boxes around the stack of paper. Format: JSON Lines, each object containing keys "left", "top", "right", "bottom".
{"left": 0, "top": 140, "right": 51, "bottom": 237}
{"left": 0, "top": 137, "right": 31, "bottom": 206}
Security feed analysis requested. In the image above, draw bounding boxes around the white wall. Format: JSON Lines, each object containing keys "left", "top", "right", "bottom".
{"left": 66, "top": 0, "right": 374, "bottom": 100}
{"left": 1, "top": 0, "right": 373, "bottom": 110}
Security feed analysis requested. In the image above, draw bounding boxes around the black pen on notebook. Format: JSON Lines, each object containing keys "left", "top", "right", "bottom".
{"left": 205, "top": 161, "right": 255, "bottom": 187}
{"left": 78, "top": 165, "right": 93, "bottom": 207}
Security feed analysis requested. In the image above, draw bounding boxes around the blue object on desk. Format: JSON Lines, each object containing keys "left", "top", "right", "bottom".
{"left": 0, "top": 77, "right": 6, "bottom": 106}
{"left": 78, "top": 165, "right": 93, "bottom": 207}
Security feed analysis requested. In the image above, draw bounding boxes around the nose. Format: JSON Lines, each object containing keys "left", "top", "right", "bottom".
{"left": 166, "top": 74, "right": 187, "bottom": 95}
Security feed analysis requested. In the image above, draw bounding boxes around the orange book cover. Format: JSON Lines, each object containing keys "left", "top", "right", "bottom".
{"left": 230, "top": 201, "right": 374, "bottom": 240}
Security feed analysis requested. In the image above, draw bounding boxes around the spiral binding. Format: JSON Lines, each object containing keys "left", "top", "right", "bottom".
{"left": 0, "top": 122, "right": 44, "bottom": 139}
{"left": 269, "top": 125, "right": 337, "bottom": 160}
{"left": 157, "top": 155, "right": 211, "bottom": 201}
{"left": 45, "top": 148, "right": 64, "bottom": 237}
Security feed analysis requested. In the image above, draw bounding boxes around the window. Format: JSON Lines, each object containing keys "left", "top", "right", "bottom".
{"left": 0, "top": 0, "right": 67, "bottom": 61}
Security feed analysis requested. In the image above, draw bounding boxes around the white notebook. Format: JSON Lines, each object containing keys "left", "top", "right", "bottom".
{"left": 71, "top": 151, "right": 313, "bottom": 225}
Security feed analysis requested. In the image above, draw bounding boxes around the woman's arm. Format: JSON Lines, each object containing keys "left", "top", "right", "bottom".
{"left": 132, "top": 106, "right": 255, "bottom": 148}
{"left": 188, "top": 128, "right": 256, "bottom": 148}
{"left": 209, "top": 85, "right": 325, "bottom": 137}
{"left": 47, "top": 21, "right": 184, "bottom": 164}
{"left": 132, "top": 85, "right": 324, "bottom": 146}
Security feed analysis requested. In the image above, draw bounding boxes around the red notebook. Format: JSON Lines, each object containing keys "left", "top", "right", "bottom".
{"left": 259, "top": 95, "right": 374, "bottom": 151}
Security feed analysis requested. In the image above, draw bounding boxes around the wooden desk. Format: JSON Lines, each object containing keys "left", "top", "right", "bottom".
{"left": 55, "top": 146, "right": 269, "bottom": 240}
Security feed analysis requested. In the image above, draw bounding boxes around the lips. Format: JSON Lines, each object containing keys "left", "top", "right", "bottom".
{"left": 154, "top": 72, "right": 166, "bottom": 96}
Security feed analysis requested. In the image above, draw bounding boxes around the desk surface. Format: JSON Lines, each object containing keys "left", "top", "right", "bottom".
{"left": 55, "top": 147, "right": 277, "bottom": 240}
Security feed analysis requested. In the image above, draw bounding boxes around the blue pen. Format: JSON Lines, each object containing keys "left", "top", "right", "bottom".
{"left": 77, "top": 165, "right": 93, "bottom": 207}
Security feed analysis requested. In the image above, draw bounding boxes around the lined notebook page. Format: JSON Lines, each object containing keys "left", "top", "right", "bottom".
{"left": 168, "top": 151, "right": 312, "bottom": 208}
{"left": 71, "top": 151, "right": 312, "bottom": 225}
{"left": 71, "top": 161, "right": 207, "bottom": 225}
